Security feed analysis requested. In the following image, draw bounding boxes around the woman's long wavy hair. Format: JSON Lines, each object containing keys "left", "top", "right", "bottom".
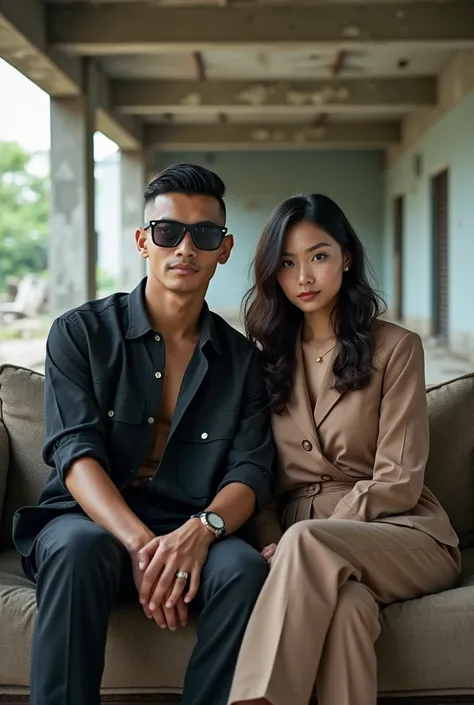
{"left": 243, "top": 194, "right": 386, "bottom": 413}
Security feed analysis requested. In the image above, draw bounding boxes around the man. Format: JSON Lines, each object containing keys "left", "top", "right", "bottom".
{"left": 13, "top": 163, "right": 275, "bottom": 705}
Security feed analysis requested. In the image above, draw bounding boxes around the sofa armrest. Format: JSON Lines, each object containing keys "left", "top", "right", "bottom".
{"left": 0, "top": 417, "right": 9, "bottom": 544}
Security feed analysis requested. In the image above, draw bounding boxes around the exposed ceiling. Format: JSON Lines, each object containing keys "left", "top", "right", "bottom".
{"left": 44, "top": 0, "right": 456, "bottom": 5}
{"left": 6, "top": 0, "right": 474, "bottom": 150}
{"left": 100, "top": 46, "right": 454, "bottom": 81}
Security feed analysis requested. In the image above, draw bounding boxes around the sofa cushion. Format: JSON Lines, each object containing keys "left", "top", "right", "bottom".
{"left": 0, "top": 365, "right": 50, "bottom": 551}
{"left": 3, "top": 365, "right": 474, "bottom": 552}
{"left": 1, "top": 547, "right": 474, "bottom": 694}
{"left": 377, "top": 547, "right": 474, "bottom": 694}
{"left": 0, "top": 419, "right": 8, "bottom": 537}
{"left": 425, "top": 373, "right": 474, "bottom": 549}
{"left": 0, "top": 549, "right": 195, "bottom": 691}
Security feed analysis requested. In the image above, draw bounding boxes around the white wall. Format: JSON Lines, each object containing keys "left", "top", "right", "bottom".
{"left": 384, "top": 88, "right": 474, "bottom": 358}
{"left": 156, "top": 150, "right": 385, "bottom": 317}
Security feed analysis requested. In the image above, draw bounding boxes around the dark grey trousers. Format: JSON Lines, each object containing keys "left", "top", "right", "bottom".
{"left": 24, "top": 490, "right": 268, "bottom": 705}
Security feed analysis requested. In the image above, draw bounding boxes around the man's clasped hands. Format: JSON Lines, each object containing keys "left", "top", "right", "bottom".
{"left": 133, "top": 519, "right": 279, "bottom": 631}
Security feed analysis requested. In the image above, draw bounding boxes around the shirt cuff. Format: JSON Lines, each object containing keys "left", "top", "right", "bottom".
{"left": 217, "top": 464, "right": 272, "bottom": 513}
{"left": 53, "top": 433, "right": 110, "bottom": 490}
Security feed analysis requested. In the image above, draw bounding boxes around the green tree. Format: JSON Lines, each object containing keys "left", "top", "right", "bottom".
{"left": 0, "top": 141, "right": 49, "bottom": 292}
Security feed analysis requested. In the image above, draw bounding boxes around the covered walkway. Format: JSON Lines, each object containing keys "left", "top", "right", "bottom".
{"left": 1, "top": 1, "right": 474, "bottom": 363}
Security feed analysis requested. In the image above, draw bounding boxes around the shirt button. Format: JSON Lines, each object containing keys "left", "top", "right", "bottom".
{"left": 155, "top": 371, "right": 162, "bottom": 379}
{"left": 322, "top": 474, "right": 332, "bottom": 481}
{"left": 201, "top": 432, "right": 208, "bottom": 439}
{"left": 155, "top": 334, "right": 161, "bottom": 342}
{"left": 302, "top": 440, "right": 312, "bottom": 452}
{"left": 148, "top": 417, "right": 155, "bottom": 424}
{"left": 107, "top": 410, "right": 114, "bottom": 418}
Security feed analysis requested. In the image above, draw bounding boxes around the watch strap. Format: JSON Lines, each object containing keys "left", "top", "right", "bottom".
{"left": 191, "top": 512, "right": 225, "bottom": 539}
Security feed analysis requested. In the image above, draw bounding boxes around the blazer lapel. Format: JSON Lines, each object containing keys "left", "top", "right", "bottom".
{"left": 286, "top": 332, "right": 321, "bottom": 451}
{"left": 314, "top": 345, "right": 343, "bottom": 427}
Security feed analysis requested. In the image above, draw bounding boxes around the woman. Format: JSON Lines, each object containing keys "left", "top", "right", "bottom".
{"left": 228, "top": 194, "right": 460, "bottom": 705}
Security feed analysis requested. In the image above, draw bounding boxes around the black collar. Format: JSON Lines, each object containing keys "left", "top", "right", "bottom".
{"left": 126, "top": 277, "right": 222, "bottom": 355}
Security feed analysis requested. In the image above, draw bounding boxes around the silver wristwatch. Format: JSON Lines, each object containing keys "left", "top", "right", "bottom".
{"left": 191, "top": 511, "right": 226, "bottom": 539}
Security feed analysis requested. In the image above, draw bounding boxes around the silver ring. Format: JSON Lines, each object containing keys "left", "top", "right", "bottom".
{"left": 176, "top": 571, "right": 189, "bottom": 581}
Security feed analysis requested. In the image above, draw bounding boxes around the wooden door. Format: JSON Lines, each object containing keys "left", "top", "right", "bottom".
{"left": 431, "top": 169, "right": 449, "bottom": 342}
{"left": 393, "top": 195, "right": 404, "bottom": 321}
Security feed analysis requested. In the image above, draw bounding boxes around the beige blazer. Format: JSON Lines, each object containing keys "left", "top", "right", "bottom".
{"left": 254, "top": 320, "right": 459, "bottom": 549}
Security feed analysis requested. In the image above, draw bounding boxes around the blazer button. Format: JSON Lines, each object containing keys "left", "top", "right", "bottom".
{"left": 302, "top": 440, "right": 312, "bottom": 452}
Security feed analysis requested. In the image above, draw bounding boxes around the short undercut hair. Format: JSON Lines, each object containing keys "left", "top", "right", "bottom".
{"left": 144, "top": 163, "right": 226, "bottom": 220}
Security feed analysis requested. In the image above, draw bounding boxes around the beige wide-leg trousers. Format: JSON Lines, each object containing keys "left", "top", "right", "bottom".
{"left": 228, "top": 517, "right": 460, "bottom": 705}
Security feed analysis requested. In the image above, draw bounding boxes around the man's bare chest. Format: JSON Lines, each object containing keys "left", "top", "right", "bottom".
{"left": 158, "top": 342, "right": 197, "bottom": 426}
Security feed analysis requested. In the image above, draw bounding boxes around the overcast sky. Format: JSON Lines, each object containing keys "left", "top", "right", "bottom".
{"left": 0, "top": 59, "right": 118, "bottom": 162}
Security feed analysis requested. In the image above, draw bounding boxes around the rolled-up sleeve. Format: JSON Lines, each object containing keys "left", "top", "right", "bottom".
{"left": 216, "top": 350, "right": 275, "bottom": 511}
{"left": 43, "top": 315, "right": 110, "bottom": 489}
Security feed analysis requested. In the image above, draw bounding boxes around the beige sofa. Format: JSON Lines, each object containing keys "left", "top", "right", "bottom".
{"left": 1, "top": 363, "right": 474, "bottom": 705}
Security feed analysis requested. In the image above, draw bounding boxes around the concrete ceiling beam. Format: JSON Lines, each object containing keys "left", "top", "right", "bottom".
{"left": 0, "top": 0, "right": 142, "bottom": 150}
{"left": 48, "top": 2, "right": 474, "bottom": 54}
{"left": 0, "top": 0, "right": 81, "bottom": 96}
{"left": 93, "top": 66, "right": 143, "bottom": 150}
{"left": 111, "top": 77, "right": 437, "bottom": 116}
{"left": 143, "top": 121, "right": 401, "bottom": 150}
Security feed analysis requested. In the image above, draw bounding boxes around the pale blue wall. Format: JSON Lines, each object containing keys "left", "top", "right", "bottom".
{"left": 156, "top": 151, "right": 385, "bottom": 314}
{"left": 384, "top": 90, "right": 474, "bottom": 342}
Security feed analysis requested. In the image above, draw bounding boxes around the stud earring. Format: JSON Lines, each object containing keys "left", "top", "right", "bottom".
{"left": 344, "top": 266, "right": 349, "bottom": 272}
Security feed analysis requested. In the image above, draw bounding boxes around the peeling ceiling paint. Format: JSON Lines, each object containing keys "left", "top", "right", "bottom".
{"left": 236, "top": 85, "right": 276, "bottom": 106}
{"left": 251, "top": 129, "right": 288, "bottom": 142}
{"left": 342, "top": 26, "right": 362, "bottom": 38}
{"left": 294, "top": 126, "right": 327, "bottom": 142}
{"left": 179, "top": 92, "right": 203, "bottom": 106}
{"left": 286, "top": 86, "right": 350, "bottom": 106}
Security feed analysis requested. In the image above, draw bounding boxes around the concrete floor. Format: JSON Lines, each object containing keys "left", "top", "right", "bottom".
{"left": 0, "top": 334, "right": 472, "bottom": 386}
{"left": 0, "top": 338, "right": 46, "bottom": 374}
{"left": 422, "top": 339, "right": 473, "bottom": 385}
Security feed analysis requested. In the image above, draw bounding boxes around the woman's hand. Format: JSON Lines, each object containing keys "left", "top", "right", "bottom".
{"left": 261, "top": 543, "right": 278, "bottom": 564}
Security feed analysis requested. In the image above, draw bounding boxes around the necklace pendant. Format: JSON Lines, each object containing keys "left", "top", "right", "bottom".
{"left": 316, "top": 355, "right": 323, "bottom": 363}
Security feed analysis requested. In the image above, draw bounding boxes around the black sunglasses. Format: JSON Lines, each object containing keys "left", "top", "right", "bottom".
{"left": 144, "top": 220, "right": 228, "bottom": 251}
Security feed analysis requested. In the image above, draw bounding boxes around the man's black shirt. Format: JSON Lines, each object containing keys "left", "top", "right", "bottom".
{"left": 13, "top": 278, "right": 275, "bottom": 556}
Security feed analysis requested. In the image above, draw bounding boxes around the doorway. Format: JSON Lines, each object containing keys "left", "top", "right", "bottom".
{"left": 431, "top": 169, "right": 449, "bottom": 343}
{"left": 393, "top": 195, "right": 404, "bottom": 321}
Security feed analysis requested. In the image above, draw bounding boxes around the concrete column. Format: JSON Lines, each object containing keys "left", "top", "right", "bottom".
{"left": 49, "top": 61, "right": 97, "bottom": 317}
{"left": 119, "top": 150, "right": 146, "bottom": 291}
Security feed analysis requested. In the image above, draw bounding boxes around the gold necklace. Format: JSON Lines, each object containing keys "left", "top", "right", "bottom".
{"left": 313, "top": 344, "right": 336, "bottom": 363}
{"left": 304, "top": 338, "right": 336, "bottom": 363}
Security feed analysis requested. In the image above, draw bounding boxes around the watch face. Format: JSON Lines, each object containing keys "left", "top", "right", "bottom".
{"left": 207, "top": 512, "right": 225, "bottom": 530}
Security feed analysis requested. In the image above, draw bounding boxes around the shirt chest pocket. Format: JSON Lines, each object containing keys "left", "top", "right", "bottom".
{"left": 174, "top": 411, "right": 237, "bottom": 499}
{"left": 104, "top": 392, "right": 146, "bottom": 466}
